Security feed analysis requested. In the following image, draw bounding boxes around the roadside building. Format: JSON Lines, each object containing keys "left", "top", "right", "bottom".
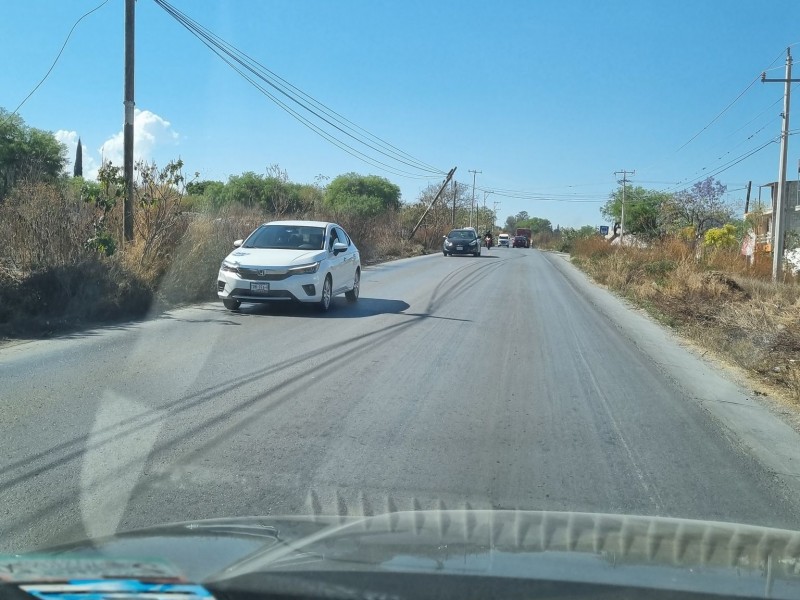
{"left": 744, "top": 180, "right": 800, "bottom": 252}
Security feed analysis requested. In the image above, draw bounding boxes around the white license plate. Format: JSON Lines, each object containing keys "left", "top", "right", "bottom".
{"left": 456, "top": 246, "right": 464, "bottom": 250}
{"left": 250, "top": 282, "right": 270, "bottom": 293}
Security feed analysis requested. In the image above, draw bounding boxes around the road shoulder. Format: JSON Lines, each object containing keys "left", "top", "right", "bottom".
{"left": 542, "top": 250, "right": 800, "bottom": 498}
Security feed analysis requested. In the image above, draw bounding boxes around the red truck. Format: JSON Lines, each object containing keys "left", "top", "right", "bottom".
{"left": 515, "top": 228, "right": 532, "bottom": 248}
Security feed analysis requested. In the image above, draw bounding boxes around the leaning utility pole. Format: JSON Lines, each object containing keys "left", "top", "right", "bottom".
{"left": 468, "top": 169, "right": 481, "bottom": 228}
{"left": 123, "top": 0, "right": 135, "bottom": 243}
{"left": 451, "top": 179, "right": 457, "bottom": 228}
{"left": 761, "top": 48, "right": 799, "bottom": 281}
{"left": 409, "top": 167, "right": 457, "bottom": 240}
{"left": 614, "top": 169, "right": 635, "bottom": 245}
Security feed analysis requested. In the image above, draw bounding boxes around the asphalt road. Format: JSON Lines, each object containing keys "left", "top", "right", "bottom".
{"left": 3, "top": 248, "right": 800, "bottom": 553}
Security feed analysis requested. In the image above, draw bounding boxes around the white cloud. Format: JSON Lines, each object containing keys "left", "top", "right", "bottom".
{"left": 99, "top": 109, "right": 179, "bottom": 169}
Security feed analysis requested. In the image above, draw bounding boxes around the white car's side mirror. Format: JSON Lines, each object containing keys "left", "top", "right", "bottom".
{"left": 233, "top": 239, "right": 243, "bottom": 248}
{"left": 332, "top": 242, "right": 348, "bottom": 254}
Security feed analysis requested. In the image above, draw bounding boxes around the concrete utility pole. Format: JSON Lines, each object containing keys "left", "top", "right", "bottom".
{"left": 493, "top": 201, "right": 500, "bottom": 230}
{"left": 123, "top": 0, "right": 135, "bottom": 243}
{"left": 761, "top": 48, "right": 799, "bottom": 281}
{"left": 468, "top": 169, "right": 481, "bottom": 228}
{"left": 483, "top": 190, "right": 493, "bottom": 233}
{"left": 614, "top": 169, "right": 635, "bottom": 245}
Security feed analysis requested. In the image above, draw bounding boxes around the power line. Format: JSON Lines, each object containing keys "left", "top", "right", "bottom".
{"left": 669, "top": 83, "right": 800, "bottom": 183}
{"left": 638, "top": 49, "right": 799, "bottom": 177}
{"left": 673, "top": 73, "right": 762, "bottom": 153}
{"left": 471, "top": 184, "right": 606, "bottom": 203}
{"left": 723, "top": 92, "right": 784, "bottom": 139}
{"left": 666, "top": 117, "right": 779, "bottom": 190}
{"left": 664, "top": 138, "right": 777, "bottom": 192}
{"left": 152, "top": 0, "right": 445, "bottom": 179}
{"left": 178, "top": 32, "right": 436, "bottom": 180}
{"left": 155, "top": 0, "right": 441, "bottom": 175}
{"left": 1, "top": 0, "right": 112, "bottom": 125}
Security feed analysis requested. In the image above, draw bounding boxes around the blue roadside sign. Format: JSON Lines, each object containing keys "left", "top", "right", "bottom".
{"left": 599, "top": 225, "right": 609, "bottom": 235}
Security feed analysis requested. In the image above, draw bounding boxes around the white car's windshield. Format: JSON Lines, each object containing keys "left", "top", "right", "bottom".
{"left": 243, "top": 225, "right": 326, "bottom": 250}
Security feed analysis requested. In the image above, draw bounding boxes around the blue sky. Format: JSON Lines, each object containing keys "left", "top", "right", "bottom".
{"left": 2, "top": 0, "right": 800, "bottom": 227}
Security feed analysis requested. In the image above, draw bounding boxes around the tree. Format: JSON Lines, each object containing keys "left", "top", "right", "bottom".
{"left": 703, "top": 223, "right": 738, "bottom": 250}
{"left": 262, "top": 164, "right": 315, "bottom": 216}
{"left": 324, "top": 172, "right": 401, "bottom": 217}
{"left": 225, "top": 171, "right": 270, "bottom": 208}
{"left": 0, "top": 108, "right": 67, "bottom": 199}
{"left": 601, "top": 185, "right": 668, "bottom": 238}
{"left": 663, "top": 177, "right": 734, "bottom": 244}
{"left": 518, "top": 216, "right": 553, "bottom": 235}
{"left": 73, "top": 137, "right": 83, "bottom": 178}
{"left": 505, "top": 211, "right": 533, "bottom": 232}
{"left": 186, "top": 179, "right": 221, "bottom": 196}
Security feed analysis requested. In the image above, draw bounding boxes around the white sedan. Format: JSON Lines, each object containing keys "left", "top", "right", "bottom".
{"left": 217, "top": 220, "right": 361, "bottom": 312}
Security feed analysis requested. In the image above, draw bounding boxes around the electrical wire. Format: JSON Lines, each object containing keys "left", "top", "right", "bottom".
{"left": 469, "top": 183, "right": 607, "bottom": 203}
{"left": 673, "top": 73, "right": 762, "bottom": 153}
{"left": 722, "top": 92, "right": 784, "bottom": 139}
{"left": 1, "top": 0, "right": 111, "bottom": 125}
{"left": 154, "top": 0, "right": 439, "bottom": 174}
{"left": 667, "top": 138, "right": 777, "bottom": 192}
{"left": 666, "top": 116, "right": 779, "bottom": 190}
{"left": 637, "top": 48, "right": 798, "bottom": 178}
{"left": 179, "top": 28, "right": 437, "bottom": 180}
{"left": 152, "top": 0, "right": 446, "bottom": 179}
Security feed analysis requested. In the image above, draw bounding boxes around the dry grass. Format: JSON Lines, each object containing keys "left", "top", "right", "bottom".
{"left": 570, "top": 238, "right": 800, "bottom": 403}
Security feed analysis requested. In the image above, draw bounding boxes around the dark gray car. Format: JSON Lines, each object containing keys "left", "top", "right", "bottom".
{"left": 442, "top": 228, "right": 482, "bottom": 257}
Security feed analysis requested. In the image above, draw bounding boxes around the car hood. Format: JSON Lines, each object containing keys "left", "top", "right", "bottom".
{"left": 17, "top": 510, "right": 800, "bottom": 598}
{"left": 225, "top": 248, "right": 326, "bottom": 268}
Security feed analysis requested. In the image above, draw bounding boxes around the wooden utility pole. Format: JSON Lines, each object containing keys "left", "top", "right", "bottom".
{"left": 123, "top": 0, "right": 135, "bottom": 243}
{"left": 761, "top": 48, "right": 799, "bottom": 281}
{"left": 744, "top": 180, "right": 752, "bottom": 214}
{"left": 409, "top": 167, "right": 457, "bottom": 240}
{"left": 451, "top": 179, "right": 457, "bottom": 228}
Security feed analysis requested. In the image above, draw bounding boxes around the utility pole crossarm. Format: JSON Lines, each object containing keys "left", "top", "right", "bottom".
{"left": 760, "top": 74, "right": 800, "bottom": 83}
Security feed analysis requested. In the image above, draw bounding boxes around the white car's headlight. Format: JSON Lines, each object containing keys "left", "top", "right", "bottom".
{"left": 288, "top": 262, "right": 320, "bottom": 275}
{"left": 221, "top": 260, "right": 239, "bottom": 273}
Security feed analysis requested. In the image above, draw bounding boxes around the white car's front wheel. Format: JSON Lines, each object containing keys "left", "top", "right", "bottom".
{"left": 318, "top": 275, "right": 333, "bottom": 312}
{"left": 223, "top": 298, "right": 241, "bottom": 311}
